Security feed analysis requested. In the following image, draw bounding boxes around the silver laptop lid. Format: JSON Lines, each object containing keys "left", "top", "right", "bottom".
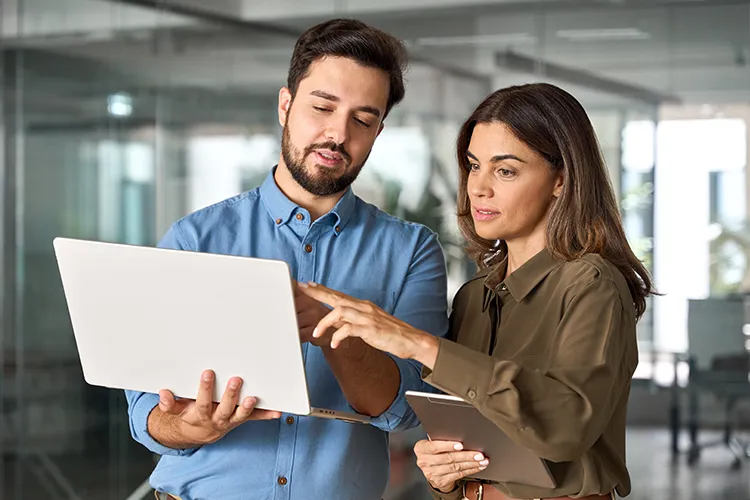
{"left": 53, "top": 237, "right": 311, "bottom": 415}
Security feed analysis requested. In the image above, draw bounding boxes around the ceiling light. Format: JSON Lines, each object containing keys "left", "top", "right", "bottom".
{"left": 556, "top": 28, "right": 650, "bottom": 41}
{"left": 107, "top": 93, "right": 133, "bottom": 118}
{"left": 415, "top": 33, "right": 536, "bottom": 47}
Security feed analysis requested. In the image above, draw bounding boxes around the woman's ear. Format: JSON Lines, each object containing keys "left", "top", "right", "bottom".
{"left": 552, "top": 173, "right": 564, "bottom": 198}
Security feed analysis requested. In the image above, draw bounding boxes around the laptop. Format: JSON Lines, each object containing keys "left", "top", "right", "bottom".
{"left": 405, "top": 391, "right": 556, "bottom": 488}
{"left": 52, "top": 237, "right": 371, "bottom": 425}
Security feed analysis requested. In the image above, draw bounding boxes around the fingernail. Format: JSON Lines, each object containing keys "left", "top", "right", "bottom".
{"left": 229, "top": 378, "right": 239, "bottom": 389}
{"left": 160, "top": 398, "right": 168, "bottom": 405}
{"left": 298, "top": 282, "right": 308, "bottom": 288}
{"left": 453, "top": 443, "right": 463, "bottom": 451}
{"left": 308, "top": 281, "right": 318, "bottom": 287}
{"left": 203, "top": 371, "right": 213, "bottom": 382}
{"left": 242, "top": 397, "right": 254, "bottom": 409}
{"left": 474, "top": 453, "right": 484, "bottom": 461}
{"left": 480, "top": 460, "right": 489, "bottom": 466}
{"left": 479, "top": 465, "right": 487, "bottom": 470}
{"left": 312, "top": 327, "right": 319, "bottom": 338}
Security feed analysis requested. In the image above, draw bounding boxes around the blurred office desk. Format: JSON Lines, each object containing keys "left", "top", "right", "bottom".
{"left": 670, "top": 352, "right": 750, "bottom": 468}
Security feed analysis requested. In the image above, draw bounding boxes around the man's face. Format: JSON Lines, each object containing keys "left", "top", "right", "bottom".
{"left": 278, "top": 56, "right": 390, "bottom": 196}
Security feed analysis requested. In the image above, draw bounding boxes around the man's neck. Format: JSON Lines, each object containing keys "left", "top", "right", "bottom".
{"left": 274, "top": 159, "right": 345, "bottom": 221}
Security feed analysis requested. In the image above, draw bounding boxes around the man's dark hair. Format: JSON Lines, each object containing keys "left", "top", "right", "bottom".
{"left": 287, "top": 18, "right": 407, "bottom": 118}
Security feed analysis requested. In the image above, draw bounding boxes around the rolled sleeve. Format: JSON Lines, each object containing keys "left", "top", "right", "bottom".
{"left": 368, "top": 355, "right": 429, "bottom": 431}
{"left": 125, "top": 390, "right": 199, "bottom": 456}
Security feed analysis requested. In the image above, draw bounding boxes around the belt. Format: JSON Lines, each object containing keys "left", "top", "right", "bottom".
{"left": 463, "top": 482, "right": 615, "bottom": 500}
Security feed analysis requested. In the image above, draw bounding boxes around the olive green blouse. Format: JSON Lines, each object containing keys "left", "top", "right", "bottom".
{"left": 424, "top": 249, "right": 638, "bottom": 499}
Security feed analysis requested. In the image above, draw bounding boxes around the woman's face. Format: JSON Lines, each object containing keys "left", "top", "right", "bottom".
{"left": 466, "top": 122, "right": 563, "bottom": 242}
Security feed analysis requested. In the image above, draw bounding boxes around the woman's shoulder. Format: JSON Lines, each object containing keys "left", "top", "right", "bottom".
{"left": 554, "top": 253, "right": 633, "bottom": 305}
{"left": 555, "top": 253, "right": 619, "bottom": 283}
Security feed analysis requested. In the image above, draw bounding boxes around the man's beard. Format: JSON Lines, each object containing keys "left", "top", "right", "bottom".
{"left": 281, "top": 123, "right": 367, "bottom": 197}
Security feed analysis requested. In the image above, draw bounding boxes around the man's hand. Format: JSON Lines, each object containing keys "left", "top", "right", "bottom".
{"left": 293, "top": 281, "right": 338, "bottom": 347}
{"left": 152, "top": 370, "right": 281, "bottom": 447}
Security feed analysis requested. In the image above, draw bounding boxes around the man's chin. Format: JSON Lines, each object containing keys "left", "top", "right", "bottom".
{"left": 309, "top": 161, "right": 345, "bottom": 174}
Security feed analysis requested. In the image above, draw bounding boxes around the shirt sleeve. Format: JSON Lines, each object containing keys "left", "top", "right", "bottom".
{"left": 368, "top": 230, "right": 450, "bottom": 432}
{"left": 124, "top": 222, "right": 200, "bottom": 456}
{"left": 423, "top": 275, "right": 637, "bottom": 463}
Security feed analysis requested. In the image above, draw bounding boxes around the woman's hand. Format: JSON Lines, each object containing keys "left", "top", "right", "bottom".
{"left": 414, "top": 439, "right": 489, "bottom": 493}
{"left": 297, "top": 282, "right": 439, "bottom": 367}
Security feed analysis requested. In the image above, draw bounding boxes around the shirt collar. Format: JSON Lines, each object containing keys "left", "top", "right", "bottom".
{"left": 259, "top": 166, "right": 357, "bottom": 235}
{"left": 484, "top": 248, "right": 560, "bottom": 302}
{"left": 260, "top": 167, "right": 298, "bottom": 227}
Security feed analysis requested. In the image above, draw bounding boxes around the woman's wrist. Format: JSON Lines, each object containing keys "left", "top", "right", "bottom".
{"left": 410, "top": 332, "right": 440, "bottom": 370}
{"left": 431, "top": 480, "right": 459, "bottom": 494}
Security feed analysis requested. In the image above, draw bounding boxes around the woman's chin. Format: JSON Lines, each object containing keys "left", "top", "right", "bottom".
{"left": 474, "top": 226, "right": 502, "bottom": 241}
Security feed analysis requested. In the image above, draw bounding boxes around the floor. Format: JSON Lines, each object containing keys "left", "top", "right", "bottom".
{"left": 626, "top": 428, "right": 750, "bottom": 500}
{"left": 3, "top": 428, "right": 750, "bottom": 499}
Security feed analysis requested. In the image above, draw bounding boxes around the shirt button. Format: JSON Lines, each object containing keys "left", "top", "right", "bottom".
{"left": 304, "top": 244, "right": 313, "bottom": 253}
{"left": 295, "top": 213, "right": 304, "bottom": 221}
{"left": 286, "top": 416, "right": 295, "bottom": 425}
{"left": 335, "top": 225, "right": 341, "bottom": 233}
{"left": 500, "top": 284, "right": 507, "bottom": 291}
{"left": 278, "top": 476, "right": 288, "bottom": 486}
{"left": 467, "top": 389, "right": 477, "bottom": 399}
{"left": 275, "top": 218, "right": 282, "bottom": 225}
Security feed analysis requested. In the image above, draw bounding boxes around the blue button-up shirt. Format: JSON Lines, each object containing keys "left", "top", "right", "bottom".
{"left": 125, "top": 168, "right": 449, "bottom": 500}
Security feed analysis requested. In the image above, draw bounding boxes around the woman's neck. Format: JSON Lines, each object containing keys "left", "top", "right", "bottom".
{"left": 505, "top": 233, "right": 546, "bottom": 276}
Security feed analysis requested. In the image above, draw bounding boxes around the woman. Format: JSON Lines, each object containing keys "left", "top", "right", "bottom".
{"left": 299, "top": 83, "right": 655, "bottom": 500}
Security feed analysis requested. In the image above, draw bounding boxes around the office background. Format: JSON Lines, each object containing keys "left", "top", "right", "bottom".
{"left": 2, "top": 0, "right": 750, "bottom": 498}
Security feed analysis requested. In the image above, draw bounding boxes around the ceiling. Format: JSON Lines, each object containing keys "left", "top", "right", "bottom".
{"left": 1, "top": 0, "right": 749, "bottom": 123}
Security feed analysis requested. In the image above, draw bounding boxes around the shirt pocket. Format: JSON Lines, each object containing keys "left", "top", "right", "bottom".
{"left": 336, "top": 287, "right": 398, "bottom": 315}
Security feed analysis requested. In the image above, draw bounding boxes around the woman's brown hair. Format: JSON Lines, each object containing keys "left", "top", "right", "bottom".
{"left": 456, "top": 83, "right": 656, "bottom": 319}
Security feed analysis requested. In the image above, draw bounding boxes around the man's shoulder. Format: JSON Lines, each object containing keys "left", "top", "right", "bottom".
{"left": 354, "top": 197, "right": 437, "bottom": 242}
{"left": 175, "top": 189, "right": 261, "bottom": 229}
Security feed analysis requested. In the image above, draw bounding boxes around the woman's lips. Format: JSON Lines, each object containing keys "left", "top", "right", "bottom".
{"left": 472, "top": 208, "right": 500, "bottom": 221}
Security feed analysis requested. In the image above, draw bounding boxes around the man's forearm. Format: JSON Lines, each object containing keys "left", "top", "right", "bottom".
{"left": 147, "top": 405, "right": 202, "bottom": 450}
{"left": 322, "top": 338, "right": 400, "bottom": 416}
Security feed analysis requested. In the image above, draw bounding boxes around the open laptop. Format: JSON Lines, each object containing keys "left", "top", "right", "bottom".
{"left": 53, "top": 237, "right": 371, "bottom": 425}
{"left": 405, "top": 390, "right": 556, "bottom": 488}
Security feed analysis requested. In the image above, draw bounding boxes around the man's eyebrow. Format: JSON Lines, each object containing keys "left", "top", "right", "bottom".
{"left": 310, "top": 90, "right": 382, "bottom": 119}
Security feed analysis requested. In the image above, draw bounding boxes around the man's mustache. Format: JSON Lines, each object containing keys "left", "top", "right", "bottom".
{"left": 305, "top": 141, "right": 352, "bottom": 165}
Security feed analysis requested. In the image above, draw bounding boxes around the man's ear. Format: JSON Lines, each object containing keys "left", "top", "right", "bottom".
{"left": 376, "top": 121, "right": 385, "bottom": 138}
{"left": 278, "top": 87, "right": 293, "bottom": 127}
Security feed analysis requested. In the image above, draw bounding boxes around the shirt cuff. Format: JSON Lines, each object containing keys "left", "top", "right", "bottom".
{"left": 367, "top": 355, "right": 424, "bottom": 432}
{"left": 125, "top": 390, "right": 199, "bottom": 457}
{"left": 421, "top": 338, "right": 494, "bottom": 405}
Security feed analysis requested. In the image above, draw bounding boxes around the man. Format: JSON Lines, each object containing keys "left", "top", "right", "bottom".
{"left": 125, "top": 18, "right": 449, "bottom": 500}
